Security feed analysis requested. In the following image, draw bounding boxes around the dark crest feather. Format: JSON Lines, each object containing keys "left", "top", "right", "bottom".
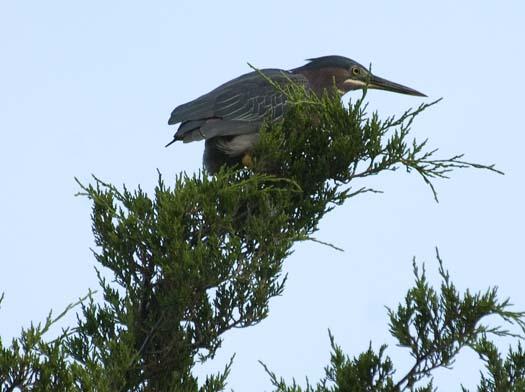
{"left": 302, "top": 55, "right": 364, "bottom": 70}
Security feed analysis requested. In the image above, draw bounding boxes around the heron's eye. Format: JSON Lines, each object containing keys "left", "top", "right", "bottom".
{"left": 351, "top": 67, "right": 362, "bottom": 77}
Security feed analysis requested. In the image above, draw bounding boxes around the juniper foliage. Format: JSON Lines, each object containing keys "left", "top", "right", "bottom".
{"left": 263, "top": 251, "right": 525, "bottom": 391}
{"left": 0, "top": 81, "right": 519, "bottom": 391}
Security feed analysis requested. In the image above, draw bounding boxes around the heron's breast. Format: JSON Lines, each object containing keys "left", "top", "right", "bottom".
{"left": 216, "top": 134, "right": 260, "bottom": 157}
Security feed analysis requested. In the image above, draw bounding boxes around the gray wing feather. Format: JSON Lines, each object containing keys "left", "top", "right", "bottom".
{"left": 168, "top": 69, "right": 307, "bottom": 141}
{"left": 168, "top": 96, "right": 215, "bottom": 126}
{"left": 200, "top": 120, "right": 262, "bottom": 139}
{"left": 177, "top": 120, "right": 207, "bottom": 142}
{"left": 179, "top": 120, "right": 262, "bottom": 143}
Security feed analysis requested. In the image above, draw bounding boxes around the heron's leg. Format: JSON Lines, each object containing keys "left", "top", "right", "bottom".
{"left": 241, "top": 152, "right": 254, "bottom": 168}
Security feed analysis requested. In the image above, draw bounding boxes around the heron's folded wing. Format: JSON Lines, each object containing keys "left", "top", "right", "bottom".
{"left": 214, "top": 70, "right": 307, "bottom": 124}
{"left": 199, "top": 120, "right": 262, "bottom": 139}
{"left": 177, "top": 119, "right": 263, "bottom": 143}
{"left": 168, "top": 95, "right": 215, "bottom": 126}
{"left": 169, "top": 69, "right": 308, "bottom": 141}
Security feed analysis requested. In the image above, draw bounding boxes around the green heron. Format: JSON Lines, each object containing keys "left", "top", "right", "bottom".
{"left": 167, "top": 55, "right": 425, "bottom": 173}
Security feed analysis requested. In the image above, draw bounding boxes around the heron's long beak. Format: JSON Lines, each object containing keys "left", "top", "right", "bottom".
{"left": 368, "top": 74, "right": 426, "bottom": 97}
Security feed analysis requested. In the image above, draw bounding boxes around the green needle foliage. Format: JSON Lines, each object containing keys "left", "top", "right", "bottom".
{"left": 263, "top": 252, "right": 525, "bottom": 392}
{"left": 467, "top": 339, "right": 525, "bottom": 391}
{"left": 0, "top": 81, "right": 519, "bottom": 391}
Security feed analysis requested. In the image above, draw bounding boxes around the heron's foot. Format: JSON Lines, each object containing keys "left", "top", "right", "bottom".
{"left": 241, "top": 153, "right": 254, "bottom": 169}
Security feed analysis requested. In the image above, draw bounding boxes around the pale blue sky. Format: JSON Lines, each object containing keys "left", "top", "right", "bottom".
{"left": 1, "top": 1, "right": 524, "bottom": 390}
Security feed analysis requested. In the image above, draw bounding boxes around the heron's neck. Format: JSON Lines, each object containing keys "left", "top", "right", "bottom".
{"left": 291, "top": 67, "right": 344, "bottom": 97}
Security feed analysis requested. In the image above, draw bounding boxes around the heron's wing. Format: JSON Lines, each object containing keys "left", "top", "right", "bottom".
{"left": 168, "top": 69, "right": 308, "bottom": 142}
{"left": 176, "top": 119, "right": 262, "bottom": 143}
{"left": 168, "top": 95, "right": 215, "bottom": 126}
{"left": 213, "top": 70, "right": 304, "bottom": 122}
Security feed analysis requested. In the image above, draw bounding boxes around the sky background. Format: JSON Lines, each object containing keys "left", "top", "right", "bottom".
{"left": 1, "top": 0, "right": 524, "bottom": 390}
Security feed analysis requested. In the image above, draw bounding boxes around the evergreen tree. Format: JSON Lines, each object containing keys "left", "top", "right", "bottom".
{"left": 1, "top": 83, "right": 523, "bottom": 391}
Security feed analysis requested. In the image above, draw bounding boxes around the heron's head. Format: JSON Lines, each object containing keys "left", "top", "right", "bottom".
{"left": 293, "top": 55, "right": 426, "bottom": 97}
